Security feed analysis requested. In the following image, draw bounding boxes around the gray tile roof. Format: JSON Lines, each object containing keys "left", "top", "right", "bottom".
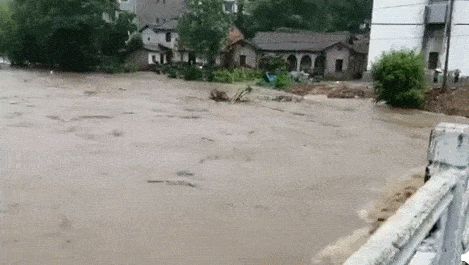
{"left": 141, "top": 19, "right": 179, "bottom": 32}
{"left": 136, "top": 0, "right": 187, "bottom": 26}
{"left": 251, "top": 31, "right": 368, "bottom": 53}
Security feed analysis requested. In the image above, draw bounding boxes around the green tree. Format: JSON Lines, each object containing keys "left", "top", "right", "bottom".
{"left": 0, "top": 2, "right": 13, "bottom": 56}
{"left": 327, "top": 0, "right": 372, "bottom": 33}
{"left": 241, "top": 0, "right": 372, "bottom": 35}
{"left": 102, "top": 12, "right": 137, "bottom": 56}
{"left": 372, "top": 50, "right": 427, "bottom": 108}
{"left": 248, "top": 0, "right": 326, "bottom": 32}
{"left": 3, "top": 0, "right": 135, "bottom": 71}
{"left": 177, "top": 0, "right": 231, "bottom": 66}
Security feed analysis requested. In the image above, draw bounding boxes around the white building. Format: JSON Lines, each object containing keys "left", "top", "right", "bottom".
{"left": 368, "top": 0, "right": 469, "bottom": 76}
{"left": 118, "top": 0, "right": 137, "bottom": 14}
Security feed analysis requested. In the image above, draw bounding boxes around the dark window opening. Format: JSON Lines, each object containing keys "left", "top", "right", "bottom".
{"left": 166, "top": 32, "right": 171, "bottom": 42}
{"left": 239, "top": 55, "right": 247, "bottom": 67}
{"left": 160, "top": 53, "right": 164, "bottom": 64}
{"left": 335, "top": 59, "right": 344, "bottom": 72}
{"left": 189, "top": 52, "right": 196, "bottom": 65}
{"left": 428, "top": 52, "right": 439, "bottom": 70}
{"left": 151, "top": 55, "right": 157, "bottom": 63}
{"left": 224, "top": 2, "right": 234, "bottom": 13}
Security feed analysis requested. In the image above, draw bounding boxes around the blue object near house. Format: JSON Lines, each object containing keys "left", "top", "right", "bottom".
{"left": 264, "top": 73, "right": 277, "bottom": 85}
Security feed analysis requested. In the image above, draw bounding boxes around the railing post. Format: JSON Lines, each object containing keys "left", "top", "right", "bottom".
{"left": 427, "top": 123, "right": 469, "bottom": 265}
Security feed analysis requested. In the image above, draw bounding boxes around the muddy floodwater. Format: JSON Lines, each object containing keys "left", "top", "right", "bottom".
{"left": 0, "top": 68, "right": 467, "bottom": 265}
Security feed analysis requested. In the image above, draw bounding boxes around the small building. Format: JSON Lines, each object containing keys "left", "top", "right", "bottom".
{"left": 129, "top": 20, "right": 245, "bottom": 69}
{"left": 127, "top": 19, "right": 196, "bottom": 69}
{"left": 368, "top": 0, "right": 469, "bottom": 78}
{"left": 228, "top": 31, "right": 369, "bottom": 79}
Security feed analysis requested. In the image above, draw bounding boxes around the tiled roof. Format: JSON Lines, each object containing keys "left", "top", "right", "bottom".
{"left": 251, "top": 31, "right": 368, "bottom": 53}
{"left": 136, "top": 0, "right": 187, "bottom": 26}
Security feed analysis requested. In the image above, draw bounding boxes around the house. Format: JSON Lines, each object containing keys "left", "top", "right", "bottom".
{"left": 127, "top": 18, "right": 245, "bottom": 69}
{"left": 127, "top": 19, "right": 195, "bottom": 69}
{"left": 229, "top": 31, "right": 369, "bottom": 79}
{"left": 368, "top": 0, "right": 469, "bottom": 78}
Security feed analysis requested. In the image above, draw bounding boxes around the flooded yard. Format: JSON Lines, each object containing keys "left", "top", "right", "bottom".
{"left": 0, "top": 68, "right": 467, "bottom": 265}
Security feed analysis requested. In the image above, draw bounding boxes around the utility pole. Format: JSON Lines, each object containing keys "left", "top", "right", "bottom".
{"left": 442, "top": 0, "right": 456, "bottom": 91}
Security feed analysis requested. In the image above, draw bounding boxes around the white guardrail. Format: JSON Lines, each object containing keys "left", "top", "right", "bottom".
{"left": 343, "top": 123, "right": 469, "bottom": 265}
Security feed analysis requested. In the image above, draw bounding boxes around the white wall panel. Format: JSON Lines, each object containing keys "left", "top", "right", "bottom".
{"left": 367, "top": 25, "right": 425, "bottom": 69}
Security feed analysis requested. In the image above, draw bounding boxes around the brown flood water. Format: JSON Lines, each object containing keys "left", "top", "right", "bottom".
{"left": 0, "top": 68, "right": 467, "bottom": 265}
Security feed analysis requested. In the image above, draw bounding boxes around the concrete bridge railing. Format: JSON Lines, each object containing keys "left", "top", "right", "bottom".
{"left": 343, "top": 123, "right": 469, "bottom": 265}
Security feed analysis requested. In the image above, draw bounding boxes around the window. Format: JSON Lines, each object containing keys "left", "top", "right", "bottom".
{"left": 166, "top": 32, "right": 171, "bottom": 43}
{"left": 189, "top": 52, "right": 196, "bottom": 64}
{"left": 224, "top": 2, "right": 234, "bottom": 13}
{"left": 240, "top": 55, "right": 247, "bottom": 67}
{"left": 428, "top": 52, "right": 439, "bottom": 70}
{"left": 151, "top": 55, "right": 157, "bottom": 64}
{"left": 335, "top": 59, "right": 344, "bottom": 72}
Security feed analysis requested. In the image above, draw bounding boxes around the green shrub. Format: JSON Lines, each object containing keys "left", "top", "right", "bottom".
{"left": 259, "top": 56, "right": 288, "bottom": 72}
{"left": 98, "top": 56, "right": 123, "bottom": 74}
{"left": 183, "top": 65, "right": 203, "bottom": 81}
{"left": 372, "top": 50, "right": 427, "bottom": 108}
{"left": 126, "top": 34, "right": 143, "bottom": 53}
{"left": 275, "top": 72, "right": 293, "bottom": 89}
{"left": 96, "top": 56, "right": 138, "bottom": 74}
{"left": 167, "top": 67, "right": 178, "bottom": 78}
{"left": 123, "top": 63, "right": 138, "bottom": 73}
{"left": 213, "top": 70, "right": 234, "bottom": 83}
{"left": 212, "top": 68, "right": 262, "bottom": 83}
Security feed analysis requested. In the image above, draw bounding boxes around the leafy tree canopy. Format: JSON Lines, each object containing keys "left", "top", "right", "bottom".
{"left": 177, "top": 0, "right": 231, "bottom": 66}
{"left": 236, "top": 0, "right": 372, "bottom": 37}
{"left": 2, "top": 0, "right": 136, "bottom": 71}
{"left": 0, "top": 2, "right": 13, "bottom": 55}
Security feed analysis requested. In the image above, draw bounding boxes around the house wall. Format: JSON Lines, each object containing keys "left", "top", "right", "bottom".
{"left": 231, "top": 43, "right": 257, "bottom": 68}
{"left": 119, "top": 0, "right": 137, "bottom": 13}
{"left": 141, "top": 28, "right": 179, "bottom": 50}
{"left": 423, "top": 26, "right": 445, "bottom": 69}
{"left": 349, "top": 53, "right": 368, "bottom": 79}
{"left": 259, "top": 52, "right": 318, "bottom": 72}
{"left": 448, "top": 0, "right": 469, "bottom": 75}
{"left": 126, "top": 50, "right": 153, "bottom": 70}
{"left": 324, "top": 45, "right": 351, "bottom": 79}
{"left": 369, "top": 0, "right": 469, "bottom": 75}
{"left": 367, "top": 0, "right": 427, "bottom": 70}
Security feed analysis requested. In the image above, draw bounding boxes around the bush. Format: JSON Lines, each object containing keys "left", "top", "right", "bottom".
{"left": 213, "top": 69, "right": 234, "bottom": 83}
{"left": 275, "top": 72, "right": 293, "bottom": 89}
{"left": 98, "top": 56, "right": 122, "bottom": 74}
{"left": 183, "top": 65, "right": 203, "bottom": 81}
{"left": 122, "top": 63, "right": 138, "bottom": 73}
{"left": 372, "top": 50, "right": 427, "bottom": 108}
{"left": 212, "top": 68, "right": 262, "bottom": 83}
{"left": 167, "top": 67, "right": 178, "bottom": 78}
{"left": 97, "top": 56, "right": 137, "bottom": 74}
{"left": 259, "top": 56, "right": 288, "bottom": 72}
{"left": 126, "top": 34, "right": 143, "bottom": 53}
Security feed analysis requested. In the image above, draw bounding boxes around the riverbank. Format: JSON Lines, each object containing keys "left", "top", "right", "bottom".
{"left": 424, "top": 87, "right": 469, "bottom": 118}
